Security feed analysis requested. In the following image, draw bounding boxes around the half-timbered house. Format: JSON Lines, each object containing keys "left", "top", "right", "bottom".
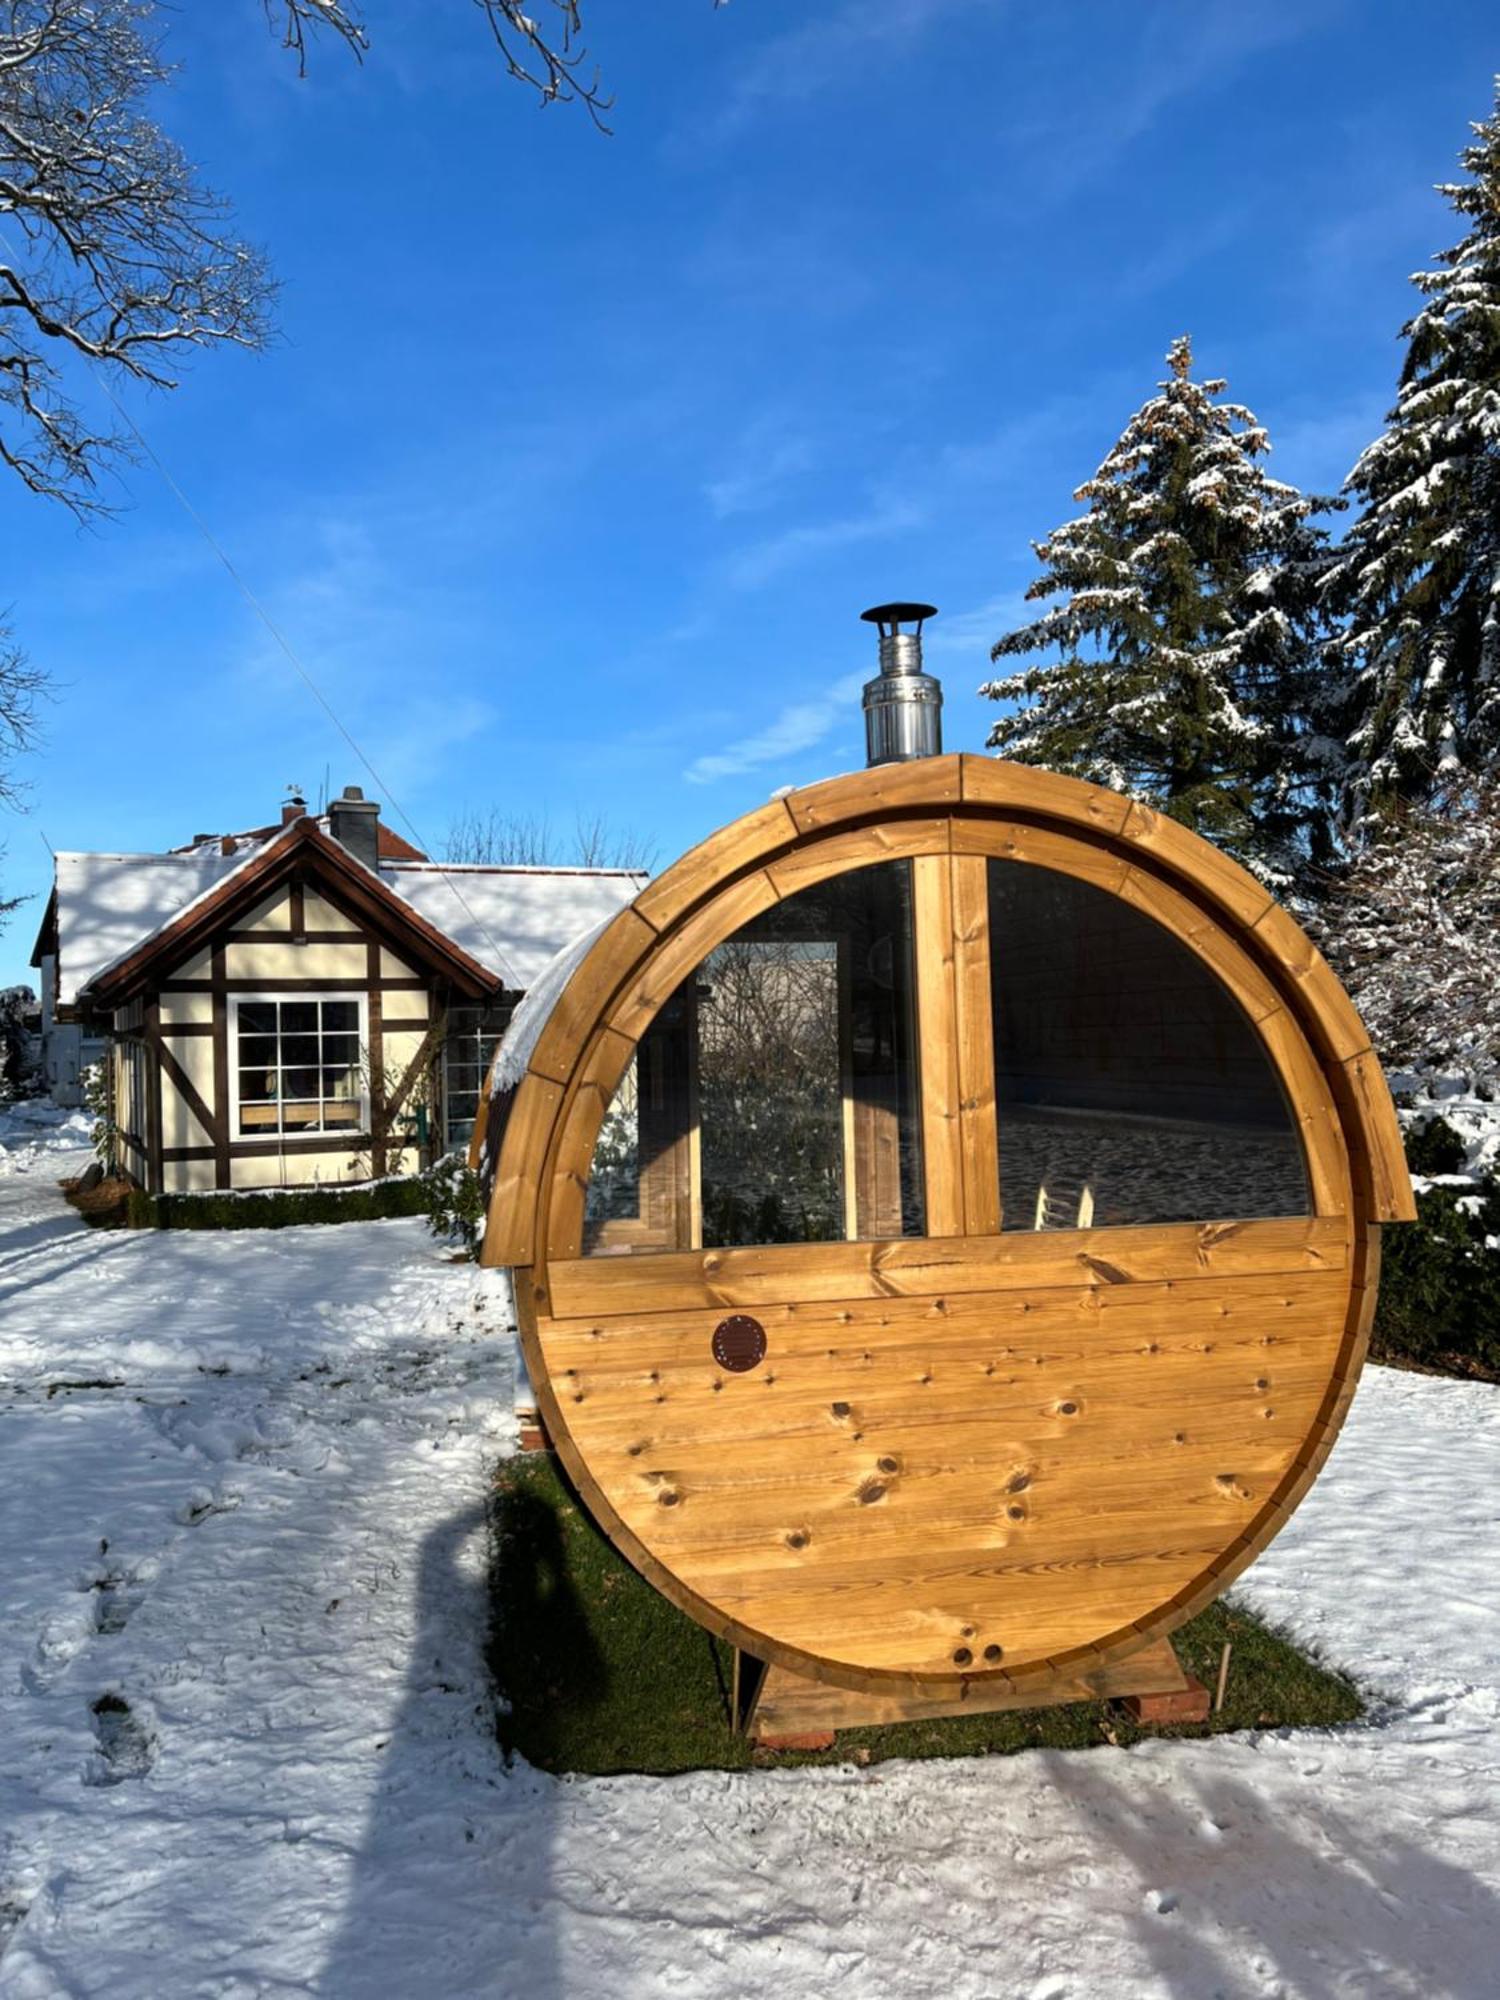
{"left": 30, "top": 788, "right": 644, "bottom": 1195}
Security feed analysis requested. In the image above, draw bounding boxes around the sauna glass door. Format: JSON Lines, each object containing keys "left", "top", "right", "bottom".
{"left": 582, "top": 861, "right": 925, "bottom": 1253}
{"left": 985, "top": 859, "right": 1309, "bottom": 1229}
{"left": 577, "top": 844, "right": 1313, "bottom": 1256}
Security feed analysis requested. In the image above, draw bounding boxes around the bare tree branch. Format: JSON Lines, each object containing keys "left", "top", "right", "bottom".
{"left": 0, "top": 609, "right": 48, "bottom": 933}
{"left": 0, "top": 608, "right": 46, "bottom": 811}
{"left": 272, "top": 0, "right": 614, "bottom": 126}
{"left": 0, "top": 0, "right": 274, "bottom": 513}
{"left": 444, "top": 804, "right": 655, "bottom": 870}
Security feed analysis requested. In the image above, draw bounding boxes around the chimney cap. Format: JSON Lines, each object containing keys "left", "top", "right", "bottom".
{"left": 860, "top": 602, "right": 938, "bottom": 632}
{"left": 338, "top": 784, "right": 368, "bottom": 802}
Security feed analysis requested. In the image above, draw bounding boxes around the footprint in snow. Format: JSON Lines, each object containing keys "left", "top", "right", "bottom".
{"left": 1147, "top": 1888, "right": 1181, "bottom": 1916}
{"left": 81, "top": 1549, "right": 155, "bottom": 1635}
{"left": 24, "top": 1601, "right": 94, "bottom": 1691}
{"left": 0, "top": 1889, "right": 31, "bottom": 1961}
{"left": 91, "top": 1577, "right": 143, "bottom": 1635}
{"left": 86, "top": 1694, "right": 157, "bottom": 1786}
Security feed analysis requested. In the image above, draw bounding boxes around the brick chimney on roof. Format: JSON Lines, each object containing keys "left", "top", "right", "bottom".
{"left": 282, "top": 789, "right": 307, "bottom": 827}
{"left": 328, "top": 784, "right": 381, "bottom": 871}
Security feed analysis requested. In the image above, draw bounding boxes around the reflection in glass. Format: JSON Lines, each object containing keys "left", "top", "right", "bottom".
{"left": 987, "top": 861, "right": 1308, "bottom": 1229}
{"left": 582, "top": 862, "right": 924, "bottom": 1253}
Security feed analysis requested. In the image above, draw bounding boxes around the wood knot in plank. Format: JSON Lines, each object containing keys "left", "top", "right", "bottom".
{"left": 1215, "top": 1472, "right": 1253, "bottom": 1501}
{"left": 1078, "top": 1255, "right": 1129, "bottom": 1285}
{"left": 855, "top": 1476, "right": 888, "bottom": 1506}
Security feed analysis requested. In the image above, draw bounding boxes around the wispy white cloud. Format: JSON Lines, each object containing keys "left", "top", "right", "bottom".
{"left": 1008, "top": 0, "right": 1346, "bottom": 201}
{"left": 228, "top": 510, "right": 497, "bottom": 828}
{"left": 922, "top": 592, "right": 1032, "bottom": 660}
{"left": 724, "top": 496, "right": 924, "bottom": 590}
{"left": 691, "top": 0, "right": 985, "bottom": 146}
{"left": 706, "top": 418, "right": 816, "bottom": 519}
{"left": 685, "top": 671, "right": 866, "bottom": 786}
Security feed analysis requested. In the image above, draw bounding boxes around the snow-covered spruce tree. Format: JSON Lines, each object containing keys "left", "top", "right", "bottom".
{"left": 1325, "top": 81, "right": 1500, "bottom": 831}
{"left": 1314, "top": 774, "right": 1500, "bottom": 1092}
{"left": 982, "top": 337, "right": 1335, "bottom": 879}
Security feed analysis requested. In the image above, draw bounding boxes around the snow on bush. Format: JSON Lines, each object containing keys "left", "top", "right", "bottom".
{"left": 1315, "top": 777, "right": 1500, "bottom": 1106}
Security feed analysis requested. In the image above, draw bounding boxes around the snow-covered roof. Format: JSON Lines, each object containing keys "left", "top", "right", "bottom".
{"left": 53, "top": 849, "right": 251, "bottom": 1006}
{"left": 48, "top": 845, "right": 647, "bottom": 1007}
{"left": 489, "top": 912, "right": 619, "bottom": 1099}
{"left": 384, "top": 864, "right": 645, "bottom": 991}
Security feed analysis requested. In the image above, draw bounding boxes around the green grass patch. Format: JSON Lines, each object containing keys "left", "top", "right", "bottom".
{"left": 489, "top": 1454, "right": 1364, "bottom": 1777}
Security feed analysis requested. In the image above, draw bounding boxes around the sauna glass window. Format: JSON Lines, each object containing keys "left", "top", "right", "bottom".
{"left": 582, "top": 861, "right": 925, "bottom": 1252}
{"left": 443, "top": 1001, "right": 514, "bottom": 1150}
{"left": 987, "top": 862, "right": 1308, "bottom": 1229}
{"left": 234, "top": 997, "right": 365, "bottom": 1137}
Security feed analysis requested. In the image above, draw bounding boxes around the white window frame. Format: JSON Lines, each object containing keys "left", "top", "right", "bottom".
{"left": 441, "top": 1000, "right": 514, "bottom": 1152}
{"left": 229, "top": 992, "right": 369, "bottom": 1142}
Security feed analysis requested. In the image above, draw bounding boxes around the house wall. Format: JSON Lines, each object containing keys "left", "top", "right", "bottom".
{"left": 37, "top": 953, "right": 108, "bottom": 1106}
{"left": 111, "top": 998, "right": 150, "bottom": 1184}
{"left": 127, "top": 879, "right": 445, "bottom": 1195}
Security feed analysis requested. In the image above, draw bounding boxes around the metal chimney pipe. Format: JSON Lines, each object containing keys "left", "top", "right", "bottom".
{"left": 860, "top": 602, "right": 942, "bottom": 766}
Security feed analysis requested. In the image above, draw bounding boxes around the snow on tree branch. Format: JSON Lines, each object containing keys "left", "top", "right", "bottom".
{"left": 1323, "top": 78, "right": 1500, "bottom": 835}
{"left": 271, "top": 1, "right": 615, "bottom": 127}
{"left": 1314, "top": 776, "right": 1500, "bottom": 1091}
{"left": 981, "top": 335, "right": 1339, "bottom": 882}
{"left": 0, "top": 0, "right": 273, "bottom": 513}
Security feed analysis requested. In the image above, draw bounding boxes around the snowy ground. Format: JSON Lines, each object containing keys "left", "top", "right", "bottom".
{"left": 1, "top": 1108, "right": 1498, "bottom": 1998}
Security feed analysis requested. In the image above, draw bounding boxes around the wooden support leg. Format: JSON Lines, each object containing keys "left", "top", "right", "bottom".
{"left": 1117, "top": 1676, "right": 1212, "bottom": 1725}
{"left": 517, "top": 1405, "right": 551, "bottom": 1454}
{"left": 740, "top": 1637, "right": 1207, "bottom": 1749}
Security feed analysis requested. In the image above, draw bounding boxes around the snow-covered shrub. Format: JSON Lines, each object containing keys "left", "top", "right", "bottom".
{"left": 82, "top": 1059, "right": 118, "bottom": 1172}
{"left": 1315, "top": 778, "right": 1500, "bottom": 1093}
{"left": 0, "top": 985, "right": 42, "bottom": 1102}
{"left": 421, "top": 1151, "right": 485, "bottom": 1256}
{"left": 1375, "top": 1174, "right": 1500, "bottom": 1377}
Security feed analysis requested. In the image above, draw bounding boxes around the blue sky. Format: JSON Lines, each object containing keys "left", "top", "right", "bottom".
{"left": 3, "top": 0, "right": 1497, "bottom": 982}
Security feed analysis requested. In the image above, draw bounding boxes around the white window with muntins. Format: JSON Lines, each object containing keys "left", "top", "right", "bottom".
{"left": 232, "top": 997, "right": 366, "bottom": 1138}
{"left": 442, "top": 1001, "right": 514, "bottom": 1151}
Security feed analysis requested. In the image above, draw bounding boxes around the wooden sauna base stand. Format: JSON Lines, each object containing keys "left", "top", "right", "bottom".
{"left": 517, "top": 1405, "right": 552, "bottom": 1454}
{"left": 736, "top": 1639, "right": 1211, "bottom": 1750}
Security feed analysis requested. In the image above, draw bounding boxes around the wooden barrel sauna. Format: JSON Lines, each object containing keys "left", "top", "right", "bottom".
{"left": 478, "top": 755, "right": 1414, "bottom": 1702}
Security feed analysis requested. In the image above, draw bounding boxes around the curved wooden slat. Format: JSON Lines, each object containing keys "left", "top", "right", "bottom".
{"left": 957, "top": 752, "right": 1133, "bottom": 835}
{"left": 787, "top": 753, "right": 964, "bottom": 834}
{"left": 634, "top": 796, "right": 800, "bottom": 934}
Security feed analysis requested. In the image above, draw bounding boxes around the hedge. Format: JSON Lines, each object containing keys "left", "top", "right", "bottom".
{"left": 127, "top": 1175, "right": 433, "bottom": 1232}
{"left": 1370, "top": 1116, "right": 1500, "bottom": 1378}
